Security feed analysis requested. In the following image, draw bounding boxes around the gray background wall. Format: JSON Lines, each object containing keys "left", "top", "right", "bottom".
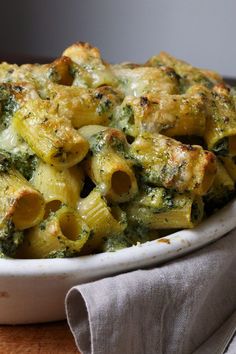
{"left": 0, "top": 0, "right": 235, "bottom": 76}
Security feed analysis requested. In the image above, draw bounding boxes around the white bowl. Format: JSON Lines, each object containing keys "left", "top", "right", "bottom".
{"left": 0, "top": 199, "right": 236, "bottom": 324}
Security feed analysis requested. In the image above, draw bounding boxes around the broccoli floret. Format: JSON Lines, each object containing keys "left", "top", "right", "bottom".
{"left": 0, "top": 220, "right": 24, "bottom": 257}
{"left": 0, "top": 149, "right": 38, "bottom": 180}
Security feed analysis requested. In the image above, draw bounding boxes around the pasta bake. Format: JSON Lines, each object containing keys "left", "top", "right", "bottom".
{"left": 0, "top": 42, "right": 235, "bottom": 258}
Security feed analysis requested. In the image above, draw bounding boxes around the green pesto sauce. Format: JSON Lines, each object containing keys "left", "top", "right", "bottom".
{"left": 96, "top": 98, "right": 112, "bottom": 116}
{"left": 110, "top": 104, "right": 134, "bottom": 135}
{"left": 0, "top": 149, "right": 38, "bottom": 180}
{"left": 102, "top": 234, "right": 130, "bottom": 252}
{"left": 47, "top": 248, "right": 79, "bottom": 258}
{"left": 138, "top": 186, "right": 174, "bottom": 212}
{"left": 69, "top": 63, "right": 90, "bottom": 88}
{"left": 102, "top": 223, "right": 149, "bottom": 252}
{"left": 204, "top": 185, "right": 235, "bottom": 215}
{"left": 89, "top": 132, "right": 107, "bottom": 154}
{"left": 140, "top": 163, "right": 184, "bottom": 188}
{"left": 48, "top": 67, "right": 61, "bottom": 83}
{"left": 89, "top": 131, "right": 128, "bottom": 157}
{"left": 0, "top": 220, "right": 24, "bottom": 257}
{"left": 0, "top": 88, "right": 19, "bottom": 129}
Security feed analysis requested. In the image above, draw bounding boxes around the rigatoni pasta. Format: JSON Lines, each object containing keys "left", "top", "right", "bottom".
{"left": 146, "top": 51, "right": 223, "bottom": 89}
{"left": 0, "top": 41, "right": 235, "bottom": 258}
{"left": 111, "top": 84, "right": 207, "bottom": 138}
{"left": 13, "top": 99, "right": 89, "bottom": 168}
{"left": 31, "top": 161, "right": 84, "bottom": 215}
{"left": 63, "top": 42, "right": 116, "bottom": 88}
{"left": 46, "top": 84, "right": 123, "bottom": 129}
{"left": 204, "top": 159, "right": 234, "bottom": 211}
{"left": 204, "top": 84, "right": 236, "bottom": 156}
{"left": 220, "top": 156, "right": 236, "bottom": 182}
{"left": 124, "top": 186, "right": 204, "bottom": 229}
{"left": 130, "top": 132, "right": 216, "bottom": 195}
{"left": 17, "top": 206, "right": 90, "bottom": 258}
{"left": 0, "top": 168, "right": 45, "bottom": 230}
{"left": 112, "top": 65, "right": 180, "bottom": 96}
{"left": 80, "top": 126, "right": 138, "bottom": 202}
{"left": 78, "top": 188, "right": 127, "bottom": 251}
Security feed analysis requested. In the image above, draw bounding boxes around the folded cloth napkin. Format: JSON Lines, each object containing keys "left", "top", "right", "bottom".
{"left": 65, "top": 229, "right": 236, "bottom": 354}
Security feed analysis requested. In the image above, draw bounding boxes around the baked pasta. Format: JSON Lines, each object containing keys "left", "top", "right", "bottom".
{"left": 0, "top": 42, "right": 234, "bottom": 258}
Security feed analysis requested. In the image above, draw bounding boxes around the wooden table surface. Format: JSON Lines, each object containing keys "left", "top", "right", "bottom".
{"left": 0, "top": 321, "right": 80, "bottom": 353}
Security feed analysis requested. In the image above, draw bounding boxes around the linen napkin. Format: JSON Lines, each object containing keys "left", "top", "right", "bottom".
{"left": 65, "top": 229, "right": 236, "bottom": 354}
{"left": 225, "top": 334, "right": 236, "bottom": 354}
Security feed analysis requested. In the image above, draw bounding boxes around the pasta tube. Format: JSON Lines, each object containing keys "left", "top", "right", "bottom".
{"left": 31, "top": 161, "right": 84, "bottom": 215}
{"left": 124, "top": 186, "right": 204, "bottom": 229}
{"left": 204, "top": 159, "right": 234, "bottom": 211}
{"left": 47, "top": 56, "right": 74, "bottom": 86}
{"left": 47, "top": 84, "right": 122, "bottom": 128}
{"left": 63, "top": 42, "right": 116, "bottom": 88}
{"left": 204, "top": 85, "right": 236, "bottom": 156}
{"left": 112, "top": 65, "right": 180, "bottom": 96}
{"left": 13, "top": 99, "right": 89, "bottom": 168}
{"left": 80, "top": 126, "right": 138, "bottom": 202}
{"left": 86, "top": 149, "right": 138, "bottom": 202}
{"left": 0, "top": 168, "right": 45, "bottom": 230}
{"left": 147, "top": 51, "right": 222, "bottom": 89}
{"left": 78, "top": 188, "right": 127, "bottom": 251}
{"left": 0, "top": 57, "right": 74, "bottom": 90}
{"left": 79, "top": 125, "right": 129, "bottom": 153}
{"left": 130, "top": 132, "right": 216, "bottom": 195}
{"left": 220, "top": 156, "right": 236, "bottom": 182}
{"left": 112, "top": 85, "right": 207, "bottom": 137}
{"left": 16, "top": 206, "right": 90, "bottom": 258}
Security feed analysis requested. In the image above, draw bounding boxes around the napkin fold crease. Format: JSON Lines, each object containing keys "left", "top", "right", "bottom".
{"left": 193, "top": 310, "right": 236, "bottom": 354}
